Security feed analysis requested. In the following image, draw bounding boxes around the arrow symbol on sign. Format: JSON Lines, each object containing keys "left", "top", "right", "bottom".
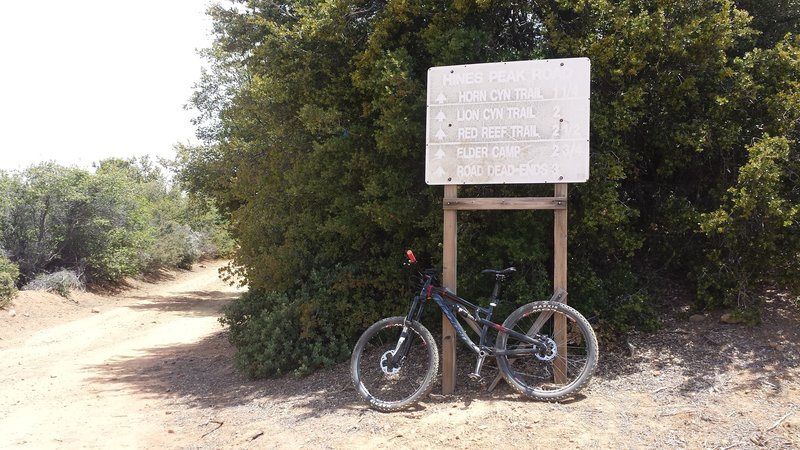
{"left": 435, "top": 111, "right": 447, "bottom": 122}
{"left": 434, "top": 167, "right": 446, "bottom": 177}
{"left": 435, "top": 93, "right": 447, "bottom": 104}
{"left": 434, "top": 149, "right": 446, "bottom": 159}
{"left": 436, "top": 129, "right": 447, "bottom": 141}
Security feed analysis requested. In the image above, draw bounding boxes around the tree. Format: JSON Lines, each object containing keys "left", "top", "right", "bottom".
{"left": 0, "top": 252, "right": 19, "bottom": 307}
{"left": 0, "top": 163, "right": 86, "bottom": 281}
{"left": 0, "top": 159, "right": 234, "bottom": 286}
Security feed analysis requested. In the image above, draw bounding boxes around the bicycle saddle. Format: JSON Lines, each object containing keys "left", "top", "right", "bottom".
{"left": 481, "top": 267, "right": 517, "bottom": 275}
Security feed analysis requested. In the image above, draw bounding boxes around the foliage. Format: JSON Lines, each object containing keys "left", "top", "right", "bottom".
{"left": 699, "top": 137, "right": 799, "bottom": 307}
{"left": 184, "top": 0, "right": 799, "bottom": 376}
{"left": 0, "top": 158, "right": 234, "bottom": 287}
{"left": 0, "top": 162, "right": 152, "bottom": 282}
{"left": 220, "top": 290, "right": 301, "bottom": 377}
{"left": 531, "top": 1, "right": 799, "bottom": 320}
{"left": 1, "top": 164, "right": 83, "bottom": 280}
{"left": 0, "top": 253, "right": 20, "bottom": 307}
{"left": 735, "top": 0, "right": 800, "bottom": 48}
{"left": 220, "top": 269, "right": 381, "bottom": 377}
{"left": 220, "top": 256, "right": 412, "bottom": 376}
{"left": 697, "top": 37, "right": 800, "bottom": 310}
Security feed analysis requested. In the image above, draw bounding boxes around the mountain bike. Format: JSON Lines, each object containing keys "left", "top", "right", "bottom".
{"left": 350, "top": 250, "right": 598, "bottom": 412}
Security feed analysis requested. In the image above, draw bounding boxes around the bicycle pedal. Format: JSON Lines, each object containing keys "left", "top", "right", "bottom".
{"left": 468, "top": 373, "right": 482, "bottom": 382}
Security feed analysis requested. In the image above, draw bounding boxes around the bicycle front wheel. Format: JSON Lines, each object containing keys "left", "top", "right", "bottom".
{"left": 496, "top": 301, "right": 598, "bottom": 401}
{"left": 350, "top": 316, "right": 439, "bottom": 412}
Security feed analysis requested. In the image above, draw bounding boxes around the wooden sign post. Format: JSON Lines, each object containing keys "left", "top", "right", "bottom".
{"left": 440, "top": 184, "right": 569, "bottom": 393}
{"left": 426, "top": 58, "right": 590, "bottom": 394}
{"left": 441, "top": 185, "right": 458, "bottom": 394}
{"left": 553, "top": 183, "right": 569, "bottom": 383}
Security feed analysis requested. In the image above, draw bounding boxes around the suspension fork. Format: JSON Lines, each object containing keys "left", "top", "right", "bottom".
{"left": 388, "top": 293, "right": 427, "bottom": 369}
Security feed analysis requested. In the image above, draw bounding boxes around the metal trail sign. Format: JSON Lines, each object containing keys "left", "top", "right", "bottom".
{"left": 425, "top": 58, "right": 590, "bottom": 185}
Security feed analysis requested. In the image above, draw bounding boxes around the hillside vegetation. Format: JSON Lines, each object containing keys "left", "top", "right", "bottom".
{"left": 0, "top": 157, "right": 233, "bottom": 306}
{"left": 176, "top": 0, "right": 799, "bottom": 377}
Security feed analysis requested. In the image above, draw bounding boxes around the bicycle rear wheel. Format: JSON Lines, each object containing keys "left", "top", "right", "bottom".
{"left": 496, "top": 301, "right": 598, "bottom": 401}
{"left": 350, "top": 316, "right": 439, "bottom": 412}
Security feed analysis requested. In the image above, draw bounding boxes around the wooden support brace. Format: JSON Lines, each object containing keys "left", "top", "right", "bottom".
{"left": 443, "top": 197, "right": 567, "bottom": 211}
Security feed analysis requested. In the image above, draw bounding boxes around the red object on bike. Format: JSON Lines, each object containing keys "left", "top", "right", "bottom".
{"left": 406, "top": 250, "right": 417, "bottom": 264}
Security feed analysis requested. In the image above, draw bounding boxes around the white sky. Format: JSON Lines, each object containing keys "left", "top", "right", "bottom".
{"left": 0, "top": 1, "right": 215, "bottom": 172}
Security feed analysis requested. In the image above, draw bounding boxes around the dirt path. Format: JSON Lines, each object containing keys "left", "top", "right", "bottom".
{"left": 1, "top": 264, "right": 799, "bottom": 449}
{"left": 0, "top": 261, "right": 245, "bottom": 449}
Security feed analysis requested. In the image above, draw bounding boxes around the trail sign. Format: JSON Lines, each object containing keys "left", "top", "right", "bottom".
{"left": 425, "top": 58, "right": 590, "bottom": 185}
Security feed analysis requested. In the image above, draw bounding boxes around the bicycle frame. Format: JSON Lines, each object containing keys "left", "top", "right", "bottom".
{"left": 435, "top": 286, "right": 554, "bottom": 356}
{"left": 396, "top": 270, "right": 554, "bottom": 371}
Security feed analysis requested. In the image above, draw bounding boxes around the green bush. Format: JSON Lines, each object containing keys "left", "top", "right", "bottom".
{"left": 220, "top": 288, "right": 353, "bottom": 377}
{"left": 695, "top": 37, "right": 800, "bottom": 312}
{"left": 220, "top": 290, "right": 304, "bottom": 377}
{"left": 0, "top": 162, "right": 150, "bottom": 283}
{"left": 0, "top": 254, "right": 19, "bottom": 307}
{"left": 198, "top": 227, "right": 236, "bottom": 259}
{"left": 143, "top": 222, "right": 200, "bottom": 270}
{"left": 144, "top": 221, "right": 233, "bottom": 271}
{"left": 220, "top": 266, "right": 392, "bottom": 377}
{"left": 698, "top": 136, "right": 800, "bottom": 311}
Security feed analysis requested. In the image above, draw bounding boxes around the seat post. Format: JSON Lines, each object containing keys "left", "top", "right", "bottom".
{"left": 489, "top": 275, "right": 505, "bottom": 303}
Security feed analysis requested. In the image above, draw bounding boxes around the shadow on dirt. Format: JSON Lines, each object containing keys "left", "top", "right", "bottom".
{"left": 125, "top": 290, "right": 240, "bottom": 317}
{"left": 82, "top": 330, "right": 365, "bottom": 415}
{"left": 87, "top": 278, "right": 138, "bottom": 296}
{"left": 83, "top": 331, "right": 260, "bottom": 409}
{"left": 82, "top": 327, "right": 586, "bottom": 423}
{"left": 595, "top": 292, "right": 800, "bottom": 396}
{"left": 86, "top": 269, "right": 180, "bottom": 296}
{"left": 137, "top": 267, "right": 183, "bottom": 284}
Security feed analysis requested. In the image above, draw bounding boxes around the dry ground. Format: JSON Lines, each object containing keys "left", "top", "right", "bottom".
{"left": 1, "top": 262, "right": 798, "bottom": 449}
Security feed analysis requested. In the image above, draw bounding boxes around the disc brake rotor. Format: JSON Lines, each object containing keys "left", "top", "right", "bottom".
{"left": 380, "top": 350, "right": 400, "bottom": 375}
{"left": 535, "top": 336, "right": 558, "bottom": 362}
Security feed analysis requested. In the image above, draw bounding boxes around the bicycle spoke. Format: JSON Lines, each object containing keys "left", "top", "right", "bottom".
{"left": 525, "top": 310, "right": 553, "bottom": 336}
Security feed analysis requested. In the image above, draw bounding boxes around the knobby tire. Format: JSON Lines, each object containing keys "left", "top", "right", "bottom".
{"left": 496, "top": 301, "right": 598, "bottom": 401}
{"left": 350, "top": 316, "right": 439, "bottom": 412}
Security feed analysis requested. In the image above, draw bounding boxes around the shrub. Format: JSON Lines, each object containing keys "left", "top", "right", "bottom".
{"left": 197, "top": 228, "right": 236, "bottom": 260}
{"left": 0, "top": 254, "right": 20, "bottom": 308}
{"left": 220, "top": 268, "right": 386, "bottom": 377}
{"left": 224, "top": 290, "right": 356, "bottom": 377}
{"left": 23, "top": 269, "right": 84, "bottom": 298}
{"left": 220, "top": 290, "right": 304, "bottom": 378}
{"left": 179, "top": 1, "right": 799, "bottom": 377}
{"left": 144, "top": 222, "right": 200, "bottom": 270}
{"left": 698, "top": 136, "right": 800, "bottom": 311}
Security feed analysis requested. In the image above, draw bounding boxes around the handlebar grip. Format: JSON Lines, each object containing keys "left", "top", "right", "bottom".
{"left": 406, "top": 249, "right": 417, "bottom": 264}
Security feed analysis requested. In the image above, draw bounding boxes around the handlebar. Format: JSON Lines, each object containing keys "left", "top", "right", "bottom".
{"left": 405, "top": 249, "right": 440, "bottom": 289}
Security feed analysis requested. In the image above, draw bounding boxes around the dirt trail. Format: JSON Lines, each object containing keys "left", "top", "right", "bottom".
{"left": 0, "top": 262, "right": 244, "bottom": 449}
{"left": 1, "top": 263, "right": 799, "bottom": 449}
